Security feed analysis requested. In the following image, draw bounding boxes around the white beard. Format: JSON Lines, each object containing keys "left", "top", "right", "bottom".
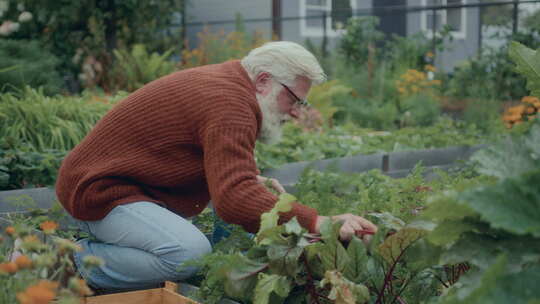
{"left": 256, "top": 85, "right": 291, "bottom": 145}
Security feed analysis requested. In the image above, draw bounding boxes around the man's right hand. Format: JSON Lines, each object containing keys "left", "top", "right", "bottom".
{"left": 315, "top": 214, "right": 378, "bottom": 243}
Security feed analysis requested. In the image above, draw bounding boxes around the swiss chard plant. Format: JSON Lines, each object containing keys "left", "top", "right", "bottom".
{"left": 414, "top": 119, "right": 540, "bottom": 303}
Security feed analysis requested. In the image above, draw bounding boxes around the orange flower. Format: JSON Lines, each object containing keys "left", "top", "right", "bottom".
{"left": 16, "top": 280, "right": 58, "bottom": 304}
{"left": 15, "top": 255, "right": 33, "bottom": 269}
{"left": 5, "top": 226, "right": 16, "bottom": 236}
{"left": 424, "top": 64, "right": 437, "bottom": 72}
{"left": 426, "top": 51, "right": 434, "bottom": 58}
{"left": 526, "top": 107, "right": 536, "bottom": 114}
{"left": 521, "top": 96, "right": 540, "bottom": 104}
{"left": 39, "top": 221, "right": 58, "bottom": 234}
{"left": 0, "top": 262, "right": 18, "bottom": 274}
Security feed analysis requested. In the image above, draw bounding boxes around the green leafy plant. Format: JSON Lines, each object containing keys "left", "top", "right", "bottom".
{"left": 1, "top": 218, "right": 101, "bottom": 303}
{"left": 108, "top": 44, "right": 177, "bottom": 92}
{"left": 509, "top": 42, "right": 540, "bottom": 98}
{"left": 415, "top": 120, "right": 540, "bottom": 303}
{"left": 0, "top": 39, "right": 63, "bottom": 95}
{"left": 0, "top": 87, "right": 116, "bottom": 152}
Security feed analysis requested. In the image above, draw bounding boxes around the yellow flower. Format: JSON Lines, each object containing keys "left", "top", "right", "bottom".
{"left": 0, "top": 262, "right": 18, "bottom": 274}
{"left": 39, "top": 221, "right": 58, "bottom": 234}
{"left": 424, "top": 64, "right": 436, "bottom": 72}
{"left": 15, "top": 255, "right": 33, "bottom": 269}
{"left": 16, "top": 280, "right": 58, "bottom": 304}
{"left": 426, "top": 51, "right": 434, "bottom": 58}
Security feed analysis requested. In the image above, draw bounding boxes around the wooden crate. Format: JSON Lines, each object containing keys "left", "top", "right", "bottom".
{"left": 83, "top": 282, "right": 200, "bottom": 304}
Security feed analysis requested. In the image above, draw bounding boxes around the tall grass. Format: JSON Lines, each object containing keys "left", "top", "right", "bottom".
{"left": 0, "top": 87, "right": 120, "bottom": 151}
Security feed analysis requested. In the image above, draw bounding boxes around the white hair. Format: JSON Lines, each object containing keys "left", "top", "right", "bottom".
{"left": 241, "top": 41, "right": 326, "bottom": 86}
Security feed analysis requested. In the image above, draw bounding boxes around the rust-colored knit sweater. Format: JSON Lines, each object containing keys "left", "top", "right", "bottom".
{"left": 56, "top": 60, "right": 318, "bottom": 233}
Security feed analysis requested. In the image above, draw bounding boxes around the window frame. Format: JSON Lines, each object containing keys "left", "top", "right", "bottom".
{"left": 299, "top": 0, "right": 357, "bottom": 37}
{"left": 420, "top": 0, "right": 467, "bottom": 39}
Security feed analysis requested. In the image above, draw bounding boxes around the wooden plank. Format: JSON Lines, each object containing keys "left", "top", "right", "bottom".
{"left": 162, "top": 288, "right": 200, "bottom": 304}
{"left": 164, "top": 281, "right": 178, "bottom": 291}
{"left": 84, "top": 288, "right": 162, "bottom": 304}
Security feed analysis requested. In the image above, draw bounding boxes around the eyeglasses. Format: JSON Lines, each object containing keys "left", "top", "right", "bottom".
{"left": 280, "top": 83, "right": 310, "bottom": 107}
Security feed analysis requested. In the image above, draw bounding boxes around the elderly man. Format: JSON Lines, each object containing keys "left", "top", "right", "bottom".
{"left": 56, "top": 41, "right": 377, "bottom": 291}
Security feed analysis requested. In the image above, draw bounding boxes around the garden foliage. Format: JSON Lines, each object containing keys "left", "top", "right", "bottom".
{"left": 0, "top": 39, "right": 63, "bottom": 95}
{"left": 416, "top": 120, "right": 540, "bottom": 303}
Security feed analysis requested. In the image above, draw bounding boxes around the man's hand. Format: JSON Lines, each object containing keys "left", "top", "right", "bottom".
{"left": 256, "top": 175, "right": 286, "bottom": 194}
{"left": 315, "top": 214, "right": 378, "bottom": 243}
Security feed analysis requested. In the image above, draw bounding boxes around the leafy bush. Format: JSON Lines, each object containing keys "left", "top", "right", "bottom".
{"left": 416, "top": 120, "right": 540, "bottom": 303}
{"left": 462, "top": 98, "right": 506, "bottom": 133}
{"left": 306, "top": 80, "right": 351, "bottom": 125}
{"left": 0, "top": 87, "right": 117, "bottom": 151}
{"left": 182, "top": 15, "right": 268, "bottom": 68}
{"left": 103, "top": 44, "right": 177, "bottom": 92}
{"left": 2, "top": 0, "right": 184, "bottom": 86}
{"left": 0, "top": 39, "right": 63, "bottom": 95}
{"left": 0, "top": 141, "right": 65, "bottom": 190}
{"left": 339, "top": 16, "right": 384, "bottom": 68}
{"left": 400, "top": 93, "right": 441, "bottom": 127}
{"left": 255, "top": 118, "right": 494, "bottom": 171}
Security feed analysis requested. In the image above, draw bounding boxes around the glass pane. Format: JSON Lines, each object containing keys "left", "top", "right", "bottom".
{"left": 427, "top": 12, "right": 443, "bottom": 30}
{"left": 447, "top": 0, "right": 463, "bottom": 5}
{"left": 447, "top": 8, "right": 462, "bottom": 31}
{"left": 307, "top": 0, "right": 326, "bottom": 6}
{"left": 426, "top": 0, "right": 443, "bottom": 6}
{"left": 332, "top": 0, "right": 352, "bottom": 29}
{"left": 306, "top": 9, "right": 325, "bottom": 28}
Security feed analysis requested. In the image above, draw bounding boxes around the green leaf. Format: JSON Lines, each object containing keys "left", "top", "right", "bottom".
{"left": 462, "top": 170, "right": 540, "bottom": 237}
{"left": 377, "top": 227, "right": 425, "bottom": 264}
{"left": 427, "top": 220, "right": 477, "bottom": 246}
{"left": 509, "top": 42, "right": 540, "bottom": 98}
{"left": 257, "top": 193, "right": 295, "bottom": 240}
{"left": 320, "top": 270, "right": 370, "bottom": 304}
{"left": 471, "top": 138, "right": 537, "bottom": 179}
{"left": 368, "top": 212, "right": 406, "bottom": 230}
{"left": 284, "top": 217, "right": 304, "bottom": 236}
{"left": 441, "top": 255, "right": 540, "bottom": 304}
{"left": 420, "top": 194, "right": 477, "bottom": 223}
{"left": 344, "top": 236, "right": 368, "bottom": 282}
{"left": 253, "top": 273, "right": 291, "bottom": 304}
{"left": 319, "top": 239, "right": 351, "bottom": 273}
{"left": 267, "top": 245, "right": 304, "bottom": 277}
{"left": 222, "top": 254, "right": 268, "bottom": 301}
{"left": 403, "top": 238, "right": 442, "bottom": 271}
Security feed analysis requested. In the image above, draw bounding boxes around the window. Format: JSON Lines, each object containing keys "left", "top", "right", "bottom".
{"left": 421, "top": 0, "right": 467, "bottom": 39}
{"left": 300, "top": 0, "right": 355, "bottom": 37}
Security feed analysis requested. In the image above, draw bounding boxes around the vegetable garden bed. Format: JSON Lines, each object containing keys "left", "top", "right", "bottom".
{"left": 83, "top": 282, "right": 198, "bottom": 304}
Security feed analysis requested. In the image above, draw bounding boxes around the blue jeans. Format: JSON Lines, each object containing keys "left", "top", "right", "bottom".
{"left": 72, "top": 201, "right": 212, "bottom": 291}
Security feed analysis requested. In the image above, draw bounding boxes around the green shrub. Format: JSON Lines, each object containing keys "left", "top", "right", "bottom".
{"left": 400, "top": 93, "right": 441, "bottom": 127}
{"left": 339, "top": 16, "right": 384, "bottom": 68}
{"left": 106, "top": 44, "right": 177, "bottom": 92}
{"left": 0, "top": 39, "right": 63, "bottom": 95}
{"left": 0, "top": 141, "right": 65, "bottom": 190}
{"left": 462, "top": 98, "right": 506, "bottom": 133}
{"left": 0, "top": 87, "right": 115, "bottom": 151}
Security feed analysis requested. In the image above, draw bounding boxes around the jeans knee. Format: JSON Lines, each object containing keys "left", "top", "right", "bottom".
{"left": 158, "top": 237, "right": 211, "bottom": 278}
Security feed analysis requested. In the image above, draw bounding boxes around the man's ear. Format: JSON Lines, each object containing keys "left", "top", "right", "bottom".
{"left": 254, "top": 72, "right": 272, "bottom": 96}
